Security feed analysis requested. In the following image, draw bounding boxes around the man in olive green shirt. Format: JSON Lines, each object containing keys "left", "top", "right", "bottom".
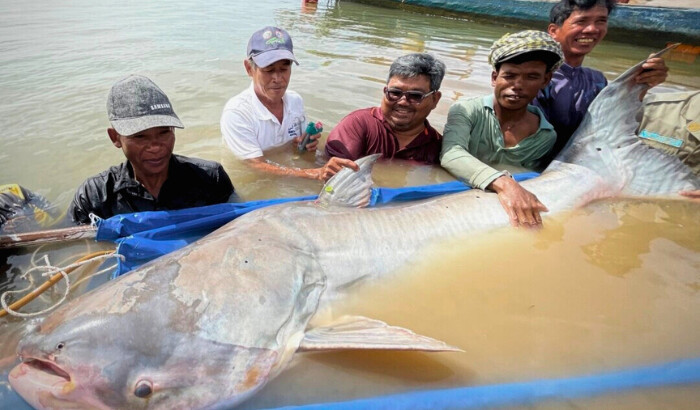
{"left": 441, "top": 94, "right": 555, "bottom": 189}
{"left": 441, "top": 30, "right": 563, "bottom": 227}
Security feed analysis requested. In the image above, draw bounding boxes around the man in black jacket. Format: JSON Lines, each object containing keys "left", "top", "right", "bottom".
{"left": 69, "top": 75, "right": 235, "bottom": 224}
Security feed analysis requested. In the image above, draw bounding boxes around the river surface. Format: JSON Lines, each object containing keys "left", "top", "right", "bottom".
{"left": 0, "top": 0, "right": 699, "bottom": 408}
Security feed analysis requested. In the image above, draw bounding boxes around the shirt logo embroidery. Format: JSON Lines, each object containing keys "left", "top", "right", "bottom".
{"left": 289, "top": 116, "right": 305, "bottom": 138}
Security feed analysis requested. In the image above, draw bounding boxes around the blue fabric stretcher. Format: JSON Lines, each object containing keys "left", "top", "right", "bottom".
{"left": 96, "top": 174, "right": 538, "bottom": 277}
{"left": 276, "top": 357, "right": 700, "bottom": 409}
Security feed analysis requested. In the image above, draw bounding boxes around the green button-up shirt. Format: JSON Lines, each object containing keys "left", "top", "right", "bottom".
{"left": 440, "top": 95, "right": 555, "bottom": 189}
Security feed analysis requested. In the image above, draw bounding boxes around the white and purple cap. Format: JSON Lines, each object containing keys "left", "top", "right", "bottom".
{"left": 107, "top": 75, "right": 184, "bottom": 136}
{"left": 247, "top": 26, "right": 299, "bottom": 67}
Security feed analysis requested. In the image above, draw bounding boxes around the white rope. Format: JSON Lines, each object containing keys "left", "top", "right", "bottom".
{"left": 30, "top": 243, "right": 48, "bottom": 270}
{"left": 88, "top": 213, "right": 101, "bottom": 228}
{"left": 29, "top": 242, "right": 94, "bottom": 303}
{"left": 1, "top": 252, "right": 124, "bottom": 318}
{"left": 30, "top": 247, "right": 59, "bottom": 304}
{"left": 3, "top": 255, "right": 49, "bottom": 312}
{"left": 70, "top": 263, "right": 119, "bottom": 290}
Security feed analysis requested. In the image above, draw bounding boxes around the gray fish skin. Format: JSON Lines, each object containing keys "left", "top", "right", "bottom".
{"left": 8, "top": 51, "right": 699, "bottom": 409}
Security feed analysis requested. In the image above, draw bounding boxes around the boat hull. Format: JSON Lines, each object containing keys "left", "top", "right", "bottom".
{"left": 355, "top": 0, "right": 700, "bottom": 40}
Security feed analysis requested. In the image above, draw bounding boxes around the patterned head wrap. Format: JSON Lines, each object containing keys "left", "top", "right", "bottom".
{"left": 488, "top": 30, "right": 564, "bottom": 71}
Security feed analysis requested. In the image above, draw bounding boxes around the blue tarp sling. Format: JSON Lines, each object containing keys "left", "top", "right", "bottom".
{"left": 96, "top": 173, "right": 539, "bottom": 277}
{"left": 98, "top": 196, "right": 315, "bottom": 276}
{"left": 275, "top": 357, "right": 700, "bottom": 410}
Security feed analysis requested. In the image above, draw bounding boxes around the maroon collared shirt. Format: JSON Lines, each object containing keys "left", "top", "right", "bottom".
{"left": 325, "top": 107, "right": 442, "bottom": 164}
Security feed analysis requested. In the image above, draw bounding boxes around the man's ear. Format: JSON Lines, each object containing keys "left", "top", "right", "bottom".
{"left": 430, "top": 91, "right": 442, "bottom": 108}
{"left": 491, "top": 70, "right": 498, "bottom": 87}
{"left": 547, "top": 23, "right": 560, "bottom": 39}
{"left": 107, "top": 128, "right": 122, "bottom": 148}
{"left": 543, "top": 71, "right": 553, "bottom": 87}
{"left": 244, "top": 59, "right": 254, "bottom": 77}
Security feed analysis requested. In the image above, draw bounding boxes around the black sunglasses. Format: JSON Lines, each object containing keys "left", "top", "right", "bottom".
{"left": 384, "top": 87, "right": 436, "bottom": 104}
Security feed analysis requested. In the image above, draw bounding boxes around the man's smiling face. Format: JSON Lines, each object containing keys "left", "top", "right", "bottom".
{"left": 491, "top": 60, "right": 551, "bottom": 112}
{"left": 381, "top": 74, "right": 439, "bottom": 133}
{"left": 548, "top": 5, "right": 609, "bottom": 65}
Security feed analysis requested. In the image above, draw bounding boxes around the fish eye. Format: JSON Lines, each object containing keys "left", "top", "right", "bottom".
{"left": 134, "top": 380, "right": 153, "bottom": 398}
{"left": 56, "top": 342, "right": 65, "bottom": 351}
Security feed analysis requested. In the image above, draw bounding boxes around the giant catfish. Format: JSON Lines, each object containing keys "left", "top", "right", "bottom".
{"left": 8, "top": 49, "right": 699, "bottom": 409}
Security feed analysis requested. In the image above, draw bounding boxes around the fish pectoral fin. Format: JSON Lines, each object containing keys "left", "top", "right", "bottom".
{"left": 316, "top": 154, "right": 381, "bottom": 208}
{"left": 297, "top": 315, "right": 462, "bottom": 352}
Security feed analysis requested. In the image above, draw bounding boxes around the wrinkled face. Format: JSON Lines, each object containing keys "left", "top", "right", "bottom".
{"left": 381, "top": 74, "right": 440, "bottom": 132}
{"left": 491, "top": 61, "right": 552, "bottom": 111}
{"left": 549, "top": 5, "right": 609, "bottom": 63}
{"left": 245, "top": 59, "right": 292, "bottom": 106}
{"left": 109, "top": 126, "right": 175, "bottom": 180}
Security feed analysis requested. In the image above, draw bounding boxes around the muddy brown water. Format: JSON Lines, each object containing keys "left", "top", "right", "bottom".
{"left": 239, "top": 198, "right": 700, "bottom": 409}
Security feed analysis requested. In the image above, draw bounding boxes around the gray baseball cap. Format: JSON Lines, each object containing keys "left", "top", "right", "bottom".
{"left": 107, "top": 75, "right": 184, "bottom": 136}
{"left": 247, "top": 26, "right": 299, "bottom": 68}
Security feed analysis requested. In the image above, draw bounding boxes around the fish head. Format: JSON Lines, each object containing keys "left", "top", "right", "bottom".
{"left": 10, "top": 310, "right": 280, "bottom": 409}
{"left": 9, "top": 272, "right": 281, "bottom": 409}
{"left": 9, "top": 217, "right": 324, "bottom": 409}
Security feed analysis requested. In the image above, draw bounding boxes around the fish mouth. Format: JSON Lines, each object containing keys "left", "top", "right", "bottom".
{"left": 10, "top": 358, "right": 112, "bottom": 410}
{"left": 9, "top": 357, "right": 73, "bottom": 397}
{"left": 23, "top": 358, "right": 72, "bottom": 382}
{"left": 9, "top": 358, "right": 78, "bottom": 409}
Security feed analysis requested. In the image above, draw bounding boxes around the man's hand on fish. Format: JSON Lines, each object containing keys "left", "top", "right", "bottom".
{"left": 489, "top": 175, "right": 548, "bottom": 228}
{"left": 635, "top": 55, "right": 668, "bottom": 100}
{"left": 636, "top": 55, "right": 668, "bottom": 87}
{"left": 316, "top": 157, "right": 360, "bottom": 181}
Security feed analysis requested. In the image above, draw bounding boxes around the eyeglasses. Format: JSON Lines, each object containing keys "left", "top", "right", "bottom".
{"left": 383, "top": 87, "right": 436, "bottom": 104}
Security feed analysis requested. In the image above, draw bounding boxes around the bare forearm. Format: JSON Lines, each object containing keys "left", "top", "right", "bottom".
{"left": 243, "top": 154, "right": 359, "bottom": 182}
{"left": 441, "top": 146, "right": 501, "bottom": 189}
{"left": 244, "top": 158, "right": 321, "bottom": 180}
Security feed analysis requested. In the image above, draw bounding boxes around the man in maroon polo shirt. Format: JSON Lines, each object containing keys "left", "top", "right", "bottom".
{"left": 325, "top": 53, "right": 445, "bottom": 163}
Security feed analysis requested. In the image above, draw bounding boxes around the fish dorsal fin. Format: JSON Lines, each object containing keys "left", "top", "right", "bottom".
{"left": 558, "top": 44, "right": 679, "bottom": 165}
{"left": 298, "top": 315, "right": 462, "bottom": 352}
{"left": 554, "top": 44, "right": 698, "bottom": 196}
{"left": 316, "top": 154, "right": 381, "bottom": 208}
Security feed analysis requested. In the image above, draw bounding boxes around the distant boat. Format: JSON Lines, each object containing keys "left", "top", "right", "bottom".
{"left": 358, "top": 0, "right": 700, "bottom": 40}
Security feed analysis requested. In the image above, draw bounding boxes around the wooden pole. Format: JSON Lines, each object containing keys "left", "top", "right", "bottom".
{"left": 0, "top": 225, "right": 97, "bottom": 249}
{"left": 0, "top": 250, "right": 115, "bottom": 318}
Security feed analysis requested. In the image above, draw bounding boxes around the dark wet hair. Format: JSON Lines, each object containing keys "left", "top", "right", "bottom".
{"left": 387, "top": 53, "right": 446, "bottom": 91}
{"left": 550, "top": 0, "right": 616, "bottom": 26}
{"left": 495, "top": 50, "right": 561, "bottom": 73}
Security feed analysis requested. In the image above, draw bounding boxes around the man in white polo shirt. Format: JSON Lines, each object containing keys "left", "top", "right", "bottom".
{"left": 221, "top": 26, "right": 358, "bottom": 181}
